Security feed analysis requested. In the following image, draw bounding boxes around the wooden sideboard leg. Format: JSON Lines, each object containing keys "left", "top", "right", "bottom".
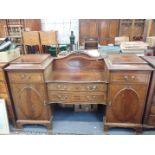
{"left": 103, "top": 125, "right": 109, "bottom": 132}
{"left": 46, "top": 123, "right": 52, "bottom": 130}
{"left": 11, "top": 120, "right": 18, "bottom": 128}
{"left": 135, "top": 127, "right": 143, "bottom": 134}
{"left": 16, "top": 123, "right": 23, "bottom": 129}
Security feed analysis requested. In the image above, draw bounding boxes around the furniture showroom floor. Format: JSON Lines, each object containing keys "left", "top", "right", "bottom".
{"left": 10, "top": 105, "right": 155, "bottom": 135}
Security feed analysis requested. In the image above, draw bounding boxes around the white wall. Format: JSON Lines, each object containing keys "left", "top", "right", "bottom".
{"left": 41, "top": 19, "right": 79, "bottom": 44}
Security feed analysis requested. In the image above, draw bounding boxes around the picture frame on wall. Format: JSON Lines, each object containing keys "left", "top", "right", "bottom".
{"left": 0, "top": 99, "right": 10, "bottom": 134}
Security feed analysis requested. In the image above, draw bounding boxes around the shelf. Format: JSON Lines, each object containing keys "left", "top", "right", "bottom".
{"left": 6, "top": 25, "right": 23, "bottom": 27}
{"left": 8, "top": 35, "right": 21, "bottom": 38}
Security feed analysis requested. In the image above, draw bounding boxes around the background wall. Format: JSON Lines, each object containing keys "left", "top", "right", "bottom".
{"left": 41, "top": 19, "right": 79, "bottom": 44}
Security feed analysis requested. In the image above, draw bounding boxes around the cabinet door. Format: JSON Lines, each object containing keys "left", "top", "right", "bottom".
{"left": 11, "top": 83, "right": 50, "bottom": 120}
{"left": 106, "top": 84, "right": 148, "bottom": 123}
{"left": 98, "top": 19, "right": 119, "bottom": 45}
{"left": 119, "top": 19, "right": 132, "bottom": 38}
{"left": 108, "top": 20, "right": 119, "bottom": 44}
{"left": 89, "top": 19, "right": 98, "bottom": 38}
{"left": 79, "top": 19, "right": 98, "bottom": 45}
{"left": 79, "top": 19, "right": 90, "bottom": 45}
{"left": 98, "top": 19, "right": 109, "bottom": 45}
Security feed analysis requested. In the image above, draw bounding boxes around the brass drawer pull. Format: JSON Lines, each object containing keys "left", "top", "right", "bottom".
{"left": 87, "top": 95, "right": 96, "bottom": 101}
{"left": 57, "top": 95, "right": 67, "bottom": 100}
{"left": 124, "top": 75, "right": 129, "bottom": 80}
{"left": 131, "top": 75, "right": 135, "bottom": 80}
{"left": 20, "top": 74, "right": 31, "bottom": 80}
{"left": 87, "top": 85, "right": 97, "bottom": 91}
{"left": 57, "top": 85, "right": 66, "bottom": 90}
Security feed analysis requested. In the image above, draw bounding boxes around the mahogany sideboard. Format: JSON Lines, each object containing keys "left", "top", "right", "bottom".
{"left": 4, "top": 52, "right": 153, "bottom": 132}
{"left": 141, "top": 56, "right": 155, "bottom": 128}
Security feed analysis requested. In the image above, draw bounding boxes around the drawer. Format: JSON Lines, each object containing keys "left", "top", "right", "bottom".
{"left": 8, "top": 72, "right": 44, "bottom": 83}
{"left": 0, "top": 71, "right": 4, "bottom": 81}
{"left": 0, "top": 82, "right": 7, "bottom": 93}
{"left": 48, "top": 92, "right": 106, "bottom": 104}
{"left": 47, "top": 83, "right": 107, "bottom": 92}
{"left": 110, "top": 72, "right": 149, "bottom": 83}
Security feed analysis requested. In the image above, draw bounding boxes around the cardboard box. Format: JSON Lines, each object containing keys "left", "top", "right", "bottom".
{"left": 115, "top": 36, "right": 129, "bottom": 45}
{"left": 0, "top": 48, "right": 20, "bottom": 62}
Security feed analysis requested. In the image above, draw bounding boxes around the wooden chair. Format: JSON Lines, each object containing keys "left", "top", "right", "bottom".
{"left": 39, "top": 31, "right": 59, "bottom": 56}
{"left": 22, "top": 31, "right": 42, "bottom": 54}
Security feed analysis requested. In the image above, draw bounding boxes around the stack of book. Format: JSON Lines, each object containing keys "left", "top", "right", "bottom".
{"left": 120, "top": 41, "right": 148, "bottom": 55}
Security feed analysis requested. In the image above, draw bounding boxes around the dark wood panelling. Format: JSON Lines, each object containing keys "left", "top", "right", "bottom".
{"left": 79, "top": 19, "right": 119, "bottom": 46}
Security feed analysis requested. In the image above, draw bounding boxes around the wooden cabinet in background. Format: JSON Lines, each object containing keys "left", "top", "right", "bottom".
{"left": 98, "top": 19, "right": 119, "bottom": 45}
{"left": 104, "top": 54, "right": 152, "bottom": 132}
{"left": 119, "top": 19, "right": 145, "bottom": 41}
{"left": 0, "top": 19, "right": 7, "bottom": 38}
{"left": 79, "top": 19, "right": 119, "bottom": 46}
{"left": 24, "top": 19, "right": 41, "bottom": 31}
{"left": 146, "top": 19, "right": 155, "bottom": 37}
{"left": 5, "top": 54, "right": 52, "bottom": 129}
{"left": 79, "top": 19, "right": 98, "bottom": 46}
{"left": 0, "top": 19, "right": 41, "bottom": 38}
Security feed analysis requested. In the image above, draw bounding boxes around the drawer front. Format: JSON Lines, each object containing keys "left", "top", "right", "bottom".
{"left": 8, "top": 72, "right": 44, "bottom": 83}
{"left": 0, "top": 82, "right": 7, "bottom": 93}
{"left": 48, "top": 92, "right": 106, "bottom": 104}
{"left": 110, "top": 72, "right": 149, "bottom": 83}
{"left": 0, "top": 71, "right": 4, "bottom": 81}
{"left": 47, "top": 83, "right": 107, "bottom": 92}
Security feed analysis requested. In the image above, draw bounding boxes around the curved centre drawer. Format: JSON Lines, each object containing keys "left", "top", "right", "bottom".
{"left": 47, "top": 82, "right": 107, "bottom": 92}
{"left": 48, "top": 92, "right": 106, "bottom": 104}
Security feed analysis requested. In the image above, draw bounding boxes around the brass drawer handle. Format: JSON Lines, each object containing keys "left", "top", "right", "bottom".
{"left": 57, "top": 85, "right": 66, "bottom": 90}
{"left": 124, "top": 75, "right": 129, "bottom": 80}
{"left": 131, "top": 75, "right": 135, "bottom": 80}
{"left": 87, "top": 95, "right": 96, "bottom": 101}
{"left": 57, "top": 95, "right": 67, "bottom": 100}
{"left": 87, "top": 85, "right": 97, "bottom": 91}
{"left": 20, "top": 74, "right": 31, "bottom": 80}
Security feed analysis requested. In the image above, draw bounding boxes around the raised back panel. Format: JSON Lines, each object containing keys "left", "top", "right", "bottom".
{"left": 50, "top": 52, "right": 106, "bottom": 82}
{"left": 53, "top": 52, "right": 104, "bottom": 71}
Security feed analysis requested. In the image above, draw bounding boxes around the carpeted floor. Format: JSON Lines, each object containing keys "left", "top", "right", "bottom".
{"left": 9, "top": 106, "right": 155, "bottom": 135}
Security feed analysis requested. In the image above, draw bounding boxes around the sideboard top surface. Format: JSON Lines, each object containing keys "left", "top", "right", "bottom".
{"left": 105, "top": 54, "right": 153, "bottom": 71}
{"left": 5, "top": 54, "right": 53, "bottom": 70}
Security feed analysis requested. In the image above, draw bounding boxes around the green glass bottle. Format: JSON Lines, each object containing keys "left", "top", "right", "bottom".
{"left": 70, "top": 31, "right": 75, "bottom": 45}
